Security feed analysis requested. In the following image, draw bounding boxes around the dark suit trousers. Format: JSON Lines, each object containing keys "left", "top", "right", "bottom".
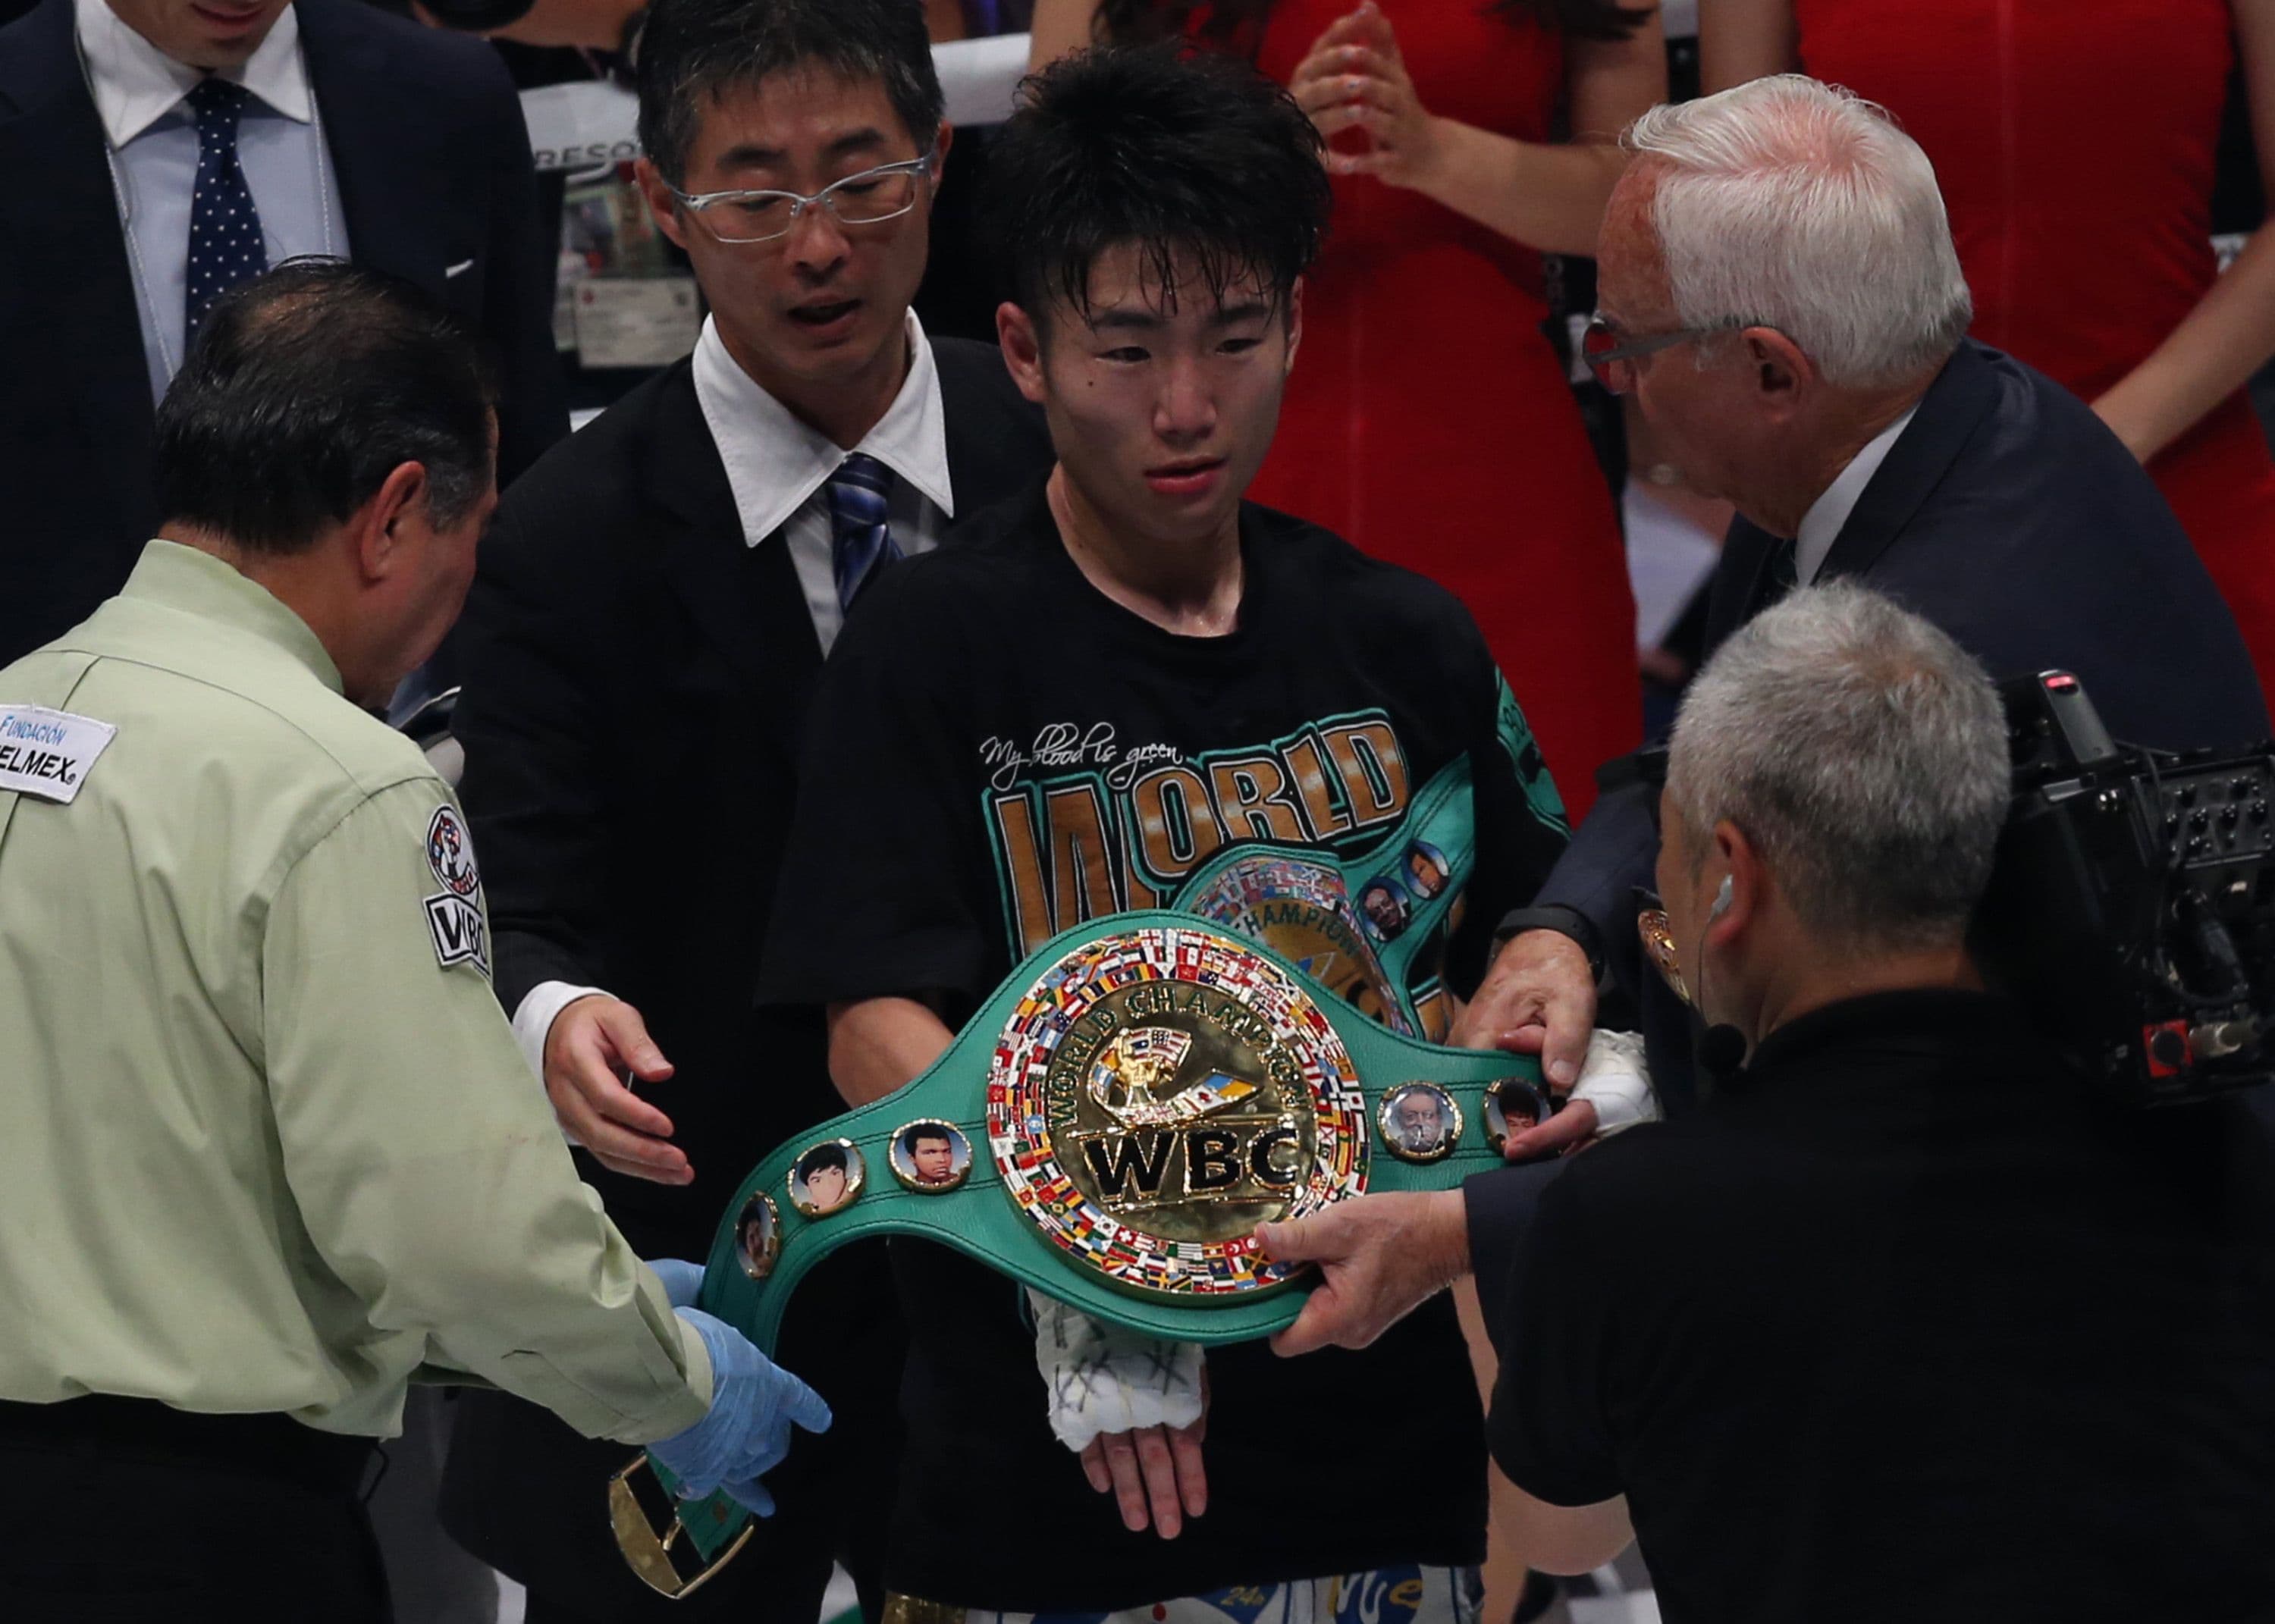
{"left": 0, "top": 1441, "right": 389, "bottom": 1622}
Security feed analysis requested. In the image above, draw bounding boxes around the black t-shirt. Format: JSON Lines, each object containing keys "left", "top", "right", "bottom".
{"left": 762, "top": 481, "right": 1570, "bottom": 1608}
{"left": 1491, "top": 989, "right": 2275, "bottom": 1624}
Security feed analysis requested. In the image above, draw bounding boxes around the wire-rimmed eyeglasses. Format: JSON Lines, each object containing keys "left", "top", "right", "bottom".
{"left": 668, "top": 155, "right": 934, "bottom": 245}
{"left": 1580, "top": 314, "right": 1742, "bottom": 394}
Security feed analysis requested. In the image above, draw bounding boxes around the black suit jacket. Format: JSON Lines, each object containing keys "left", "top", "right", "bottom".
{"left": 1470, "top": 341, "right": 2273, "bottom": 1296}
{"left": 438, "top": 340, "right": 1050, "bottom": 1613}
{"left": 452, "top": 338, "right": 1053, "bottom": 1262}
{"left": 0, "top": 0, "right": 566, "bottom": 665}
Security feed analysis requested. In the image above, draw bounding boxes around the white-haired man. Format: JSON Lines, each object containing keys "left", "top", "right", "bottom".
{"left": 1471, "top": 75, "right": 2266, "bottom": 1146}
{"left": 1434, "top": 75, "right": 2275, "bottom": 1318}
{"left": 1271, "top": 585, "right": 2275, "bottom": 1619}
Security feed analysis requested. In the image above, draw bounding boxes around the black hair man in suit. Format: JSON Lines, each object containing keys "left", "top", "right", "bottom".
{"left": 436, "top": 2, "right": 1052, "bottom": 1618}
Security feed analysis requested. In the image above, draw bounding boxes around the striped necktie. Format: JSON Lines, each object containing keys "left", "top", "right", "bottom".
{"left": 184, "top": 78, "right": 270, "bottom": 343}
{"left": 825, "top": 453, "right": 902, "bottom": 610}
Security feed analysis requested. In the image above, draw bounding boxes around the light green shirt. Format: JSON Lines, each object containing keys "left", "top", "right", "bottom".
{"left": 0, "top": 541, "right": 711, "bottom": 1444}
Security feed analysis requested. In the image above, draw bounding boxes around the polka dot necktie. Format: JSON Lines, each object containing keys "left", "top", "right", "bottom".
{"left": 825, "top": 453, "right": 903, "bottom": 610}
{"left": 184, "top": 77, "right": 270, "bottom": 343}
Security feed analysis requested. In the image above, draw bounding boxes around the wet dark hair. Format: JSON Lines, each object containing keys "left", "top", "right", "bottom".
{"left": 155, "top": 261, "right": 494, "bottom": 557}
{"left": 984, "top": 45, "right": 1329, "bottom": 331}
{"left": 635, "top": 0, "right": 945, "bottom": 187}
{"left": 801, "top": 1143, "right": 850, "bottom": 1177}
{"left": 1097, "top": 0, "right": 1652, "bottom": 46}
{"left": 902, "top": 1125, "right": 954, "bottom": 1155}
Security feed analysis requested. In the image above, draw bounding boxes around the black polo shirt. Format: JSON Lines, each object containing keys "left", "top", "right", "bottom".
{"left": 1489, "top": 989, "right": 2275, "bottom": 1624}
{"left": 761, "top": 481, "right": 1571, "bottom": 1607}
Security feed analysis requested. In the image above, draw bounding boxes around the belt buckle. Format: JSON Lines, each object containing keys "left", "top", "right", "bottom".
{"left": 607, "top": 1453, "right": 752, "bottom": 1600}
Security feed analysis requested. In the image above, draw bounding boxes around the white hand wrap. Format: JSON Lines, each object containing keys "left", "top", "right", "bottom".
{"left": 1567, "top": 1029, "right": 1661, "bottom": 1137}
{"left": 1028, "top": 1288, "right": 1206, "bottom": 1453}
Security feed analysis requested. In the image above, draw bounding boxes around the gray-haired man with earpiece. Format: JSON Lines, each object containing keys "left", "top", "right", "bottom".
{"left": 1263, "top": 585, "right": 2275, "bottom": 1619}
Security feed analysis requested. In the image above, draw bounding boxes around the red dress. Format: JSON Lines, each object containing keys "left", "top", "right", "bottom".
{"left": 1193, "top": 1, "right": 1640, "bottom": 817}
{"left": 1799, "top": 0, "right": 2275, "bottom": 713}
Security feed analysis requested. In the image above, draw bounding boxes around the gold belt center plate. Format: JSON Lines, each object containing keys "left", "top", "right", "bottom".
{"left": 987, "top": 925, "right": 1370, "bottom": 1299}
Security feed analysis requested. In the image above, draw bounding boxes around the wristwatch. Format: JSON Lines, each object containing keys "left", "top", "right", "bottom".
{"left": 1491, "top": 904, "right": 1606, "bottom": 983}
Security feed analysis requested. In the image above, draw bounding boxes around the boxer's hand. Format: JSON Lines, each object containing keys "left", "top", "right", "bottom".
{"left": 1078, "top": 1379, "right": 1209, "bottom": 1539}
{"left": 1453, "top": 930, "right": 1597, "bottom": 1094}
{"left": 1257, "top": 1190, "right": 1470, "bottom": 1356}
{"left": 544, "top": 995, "right": 689, "bottom": 1184}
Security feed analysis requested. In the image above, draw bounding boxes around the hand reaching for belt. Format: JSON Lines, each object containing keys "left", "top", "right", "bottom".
{"left": 546, "top": 994, "right": 691, "bottom": 1184}
{"left": 1455, "top": 930, "right": 1602, "bottom": 1160}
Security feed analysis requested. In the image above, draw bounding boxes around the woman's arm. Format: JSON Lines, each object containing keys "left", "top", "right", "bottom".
{"left": 1030, "top": 0, "right": 1103, "bottom": 67}
{"left": 2091, "top": 0, "right": 2275, "bottom": 462}
{"left": 1698, "top": 0, "right": 1798, "bottom": 92}
{"left": 1294, "top": 3, "right": 1666, "bottom": 257}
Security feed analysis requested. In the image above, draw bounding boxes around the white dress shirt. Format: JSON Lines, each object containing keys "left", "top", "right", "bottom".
{"left": 1791, "top": 405, "right": 1918, "bottom": 586}
{"left": 693, "top": 309, "right": 956, "bottom": 651}
{"left": 76, "top": 0, "right": 349, "bottom": 401}
{"left": 511, "top": 312, "right": 958, "bottom": 1081}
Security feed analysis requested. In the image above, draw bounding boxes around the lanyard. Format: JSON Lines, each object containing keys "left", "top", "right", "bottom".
{"left": 77, "top": 36, "right": 340, "bottom": 384}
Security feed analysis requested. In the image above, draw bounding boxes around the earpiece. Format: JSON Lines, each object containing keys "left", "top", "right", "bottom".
{"left": 1709, "top": 876, "right": 1734, "bottom": 921}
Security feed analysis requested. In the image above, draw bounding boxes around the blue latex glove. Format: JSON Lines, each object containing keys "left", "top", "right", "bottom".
{"left": 647, "top": 1258, "right": 704, "bottom": 1310}
{"left": 649, "top": 1308, "right": 831, "bottom": 1516}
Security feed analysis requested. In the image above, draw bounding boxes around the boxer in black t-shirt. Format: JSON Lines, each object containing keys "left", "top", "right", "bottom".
{"left": 760, "top": 48, "right": 1569, "bottom": 1616}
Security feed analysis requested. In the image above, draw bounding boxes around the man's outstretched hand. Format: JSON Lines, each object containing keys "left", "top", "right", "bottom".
{"left": 1256, "top": 1190, "right": 1470, "bottom": 1357}
{"left": 544, "top": 994, "right": 689, "bottom": 1184}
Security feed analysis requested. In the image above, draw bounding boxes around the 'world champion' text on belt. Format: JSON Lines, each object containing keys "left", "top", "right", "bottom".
{"left": 1043, "top": 975, "right": 1316, "bottom": 1243}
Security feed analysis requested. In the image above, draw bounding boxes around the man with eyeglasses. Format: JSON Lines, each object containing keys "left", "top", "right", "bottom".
{"left": 435, "top": 2, "right": 1051, "bottom": 1619}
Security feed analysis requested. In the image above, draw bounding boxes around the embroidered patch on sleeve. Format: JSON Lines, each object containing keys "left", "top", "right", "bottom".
{"left": 424, "top": 892, "right": 491, "bottom": 977}
{"left": 422, "top": 804, "right": 489, "bottom": 975}
{"left": 425, "top": 804, "right": 482, "bottom": 897}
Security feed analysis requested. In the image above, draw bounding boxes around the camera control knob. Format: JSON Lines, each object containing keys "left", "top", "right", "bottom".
{"left": 2148, "top": 1027, "right": 2192, "bottom": 1071}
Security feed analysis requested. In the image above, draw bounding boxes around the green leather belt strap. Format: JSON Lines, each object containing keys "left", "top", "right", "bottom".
{"left": 699, "top": 912, "right": 1536, "bottom": 1354}
{"left": 614, "top": 754, "right": 1534, "bottom": 1594}
{"left": 621, "top": 908, "right": 1545, "bottom": 1588}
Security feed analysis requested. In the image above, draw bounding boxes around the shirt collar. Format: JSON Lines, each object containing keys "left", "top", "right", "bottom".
{"left": 121, "top": 539, "right": 344, "bottom": 694}
{"left": 691, "top": 309, "right": 955, "bottom": 548}
{"left": 76, "top": 0, "right": 315, "bottom": 149}
{"left": 1727, "top": 988, "right": 2045, "bottom": 1109}
{"left": 1792, "top": 404, "right": 1918, "bottom": 585}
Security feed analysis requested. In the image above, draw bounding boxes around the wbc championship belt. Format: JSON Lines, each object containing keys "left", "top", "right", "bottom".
{"left": 613, "top": 763, "right": 1551, "bottom": 1597}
